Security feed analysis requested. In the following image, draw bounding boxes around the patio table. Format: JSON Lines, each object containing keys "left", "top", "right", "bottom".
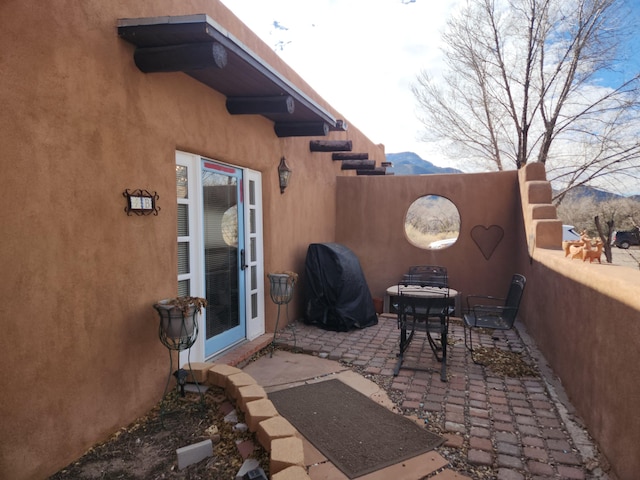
{"left": 391, "top": 284, "right": 458, "bottom": 382}
{"left": 384, "top": 284, "right": 461, "bottom": 316}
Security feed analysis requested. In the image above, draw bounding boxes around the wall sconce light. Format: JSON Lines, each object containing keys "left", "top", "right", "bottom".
{"left": 278, "top": 156, "right": 292, "bottom": 194}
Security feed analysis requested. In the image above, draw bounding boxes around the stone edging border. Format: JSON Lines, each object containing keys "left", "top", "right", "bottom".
{"left": 186, "top": 362, "right": 310, "bottom": 480}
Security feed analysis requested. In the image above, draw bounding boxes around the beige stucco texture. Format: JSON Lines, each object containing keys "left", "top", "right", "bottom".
{"left": 3, "top": 0, "right": 640, "bottom": 479}
{"left": 0, "top": 1, "right": 381, "bottom": 478}
{"left": 336, "top": 170, "right": 528, "bottom": 300}
{"left": 333, "top": 164, "right": 640, "bottom": 480}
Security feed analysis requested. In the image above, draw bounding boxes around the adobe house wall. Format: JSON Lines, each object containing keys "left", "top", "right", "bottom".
{"left": 0, "top": 1, "right": 383, "bottom": 478}
{"left": 516, "top": 164, "right": 640, "bottom": 480}
{"left": 4, "top": 0, "right": 639, "bottom": 478}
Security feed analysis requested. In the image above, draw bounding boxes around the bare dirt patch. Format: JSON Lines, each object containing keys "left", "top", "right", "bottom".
{"left": 49, "top": 386, "right": 269, "bottom": 479}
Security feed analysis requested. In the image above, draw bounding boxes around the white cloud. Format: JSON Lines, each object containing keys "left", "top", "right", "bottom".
{"left": 220, "top": 0, "right": 462, "bottom": 166}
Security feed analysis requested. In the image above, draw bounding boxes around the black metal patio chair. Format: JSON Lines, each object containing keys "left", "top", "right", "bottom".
{"left": 402, "top": 265, "right": 448, "bottom": 288}
{"left": 463, "top": 273, "right": 526, "bottom": 363}
{"left": 395, "top": 265, "right": 451, "bottom": 381}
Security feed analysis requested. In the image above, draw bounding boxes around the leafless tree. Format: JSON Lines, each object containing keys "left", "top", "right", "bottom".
{"left": 594, "top": 215, "right": 615, "bottom": 262}
{"left": 555, "top": 191, "right": 638, "bottom": 230}
{"left": 556, "top": 194, "right": 640, "bottom": 261}
{"left": 413, "top": 0, "right": 640, "bottom": 200}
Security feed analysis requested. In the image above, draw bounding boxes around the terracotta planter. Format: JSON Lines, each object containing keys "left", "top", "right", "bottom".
{"left": 373, "top": 297, "right": 383, "bottom": 315}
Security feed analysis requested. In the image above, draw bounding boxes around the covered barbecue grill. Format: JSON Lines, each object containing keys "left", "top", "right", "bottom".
{"left": 304, "top": 243, "right": 378, "bottom": 331}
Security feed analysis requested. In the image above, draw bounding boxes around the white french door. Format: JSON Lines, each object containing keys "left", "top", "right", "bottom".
{"left": 176, "top": 151, "right": 264, "bottom": 362}
{"left": 243, "top": 170, "right": 266, "bottom": 341}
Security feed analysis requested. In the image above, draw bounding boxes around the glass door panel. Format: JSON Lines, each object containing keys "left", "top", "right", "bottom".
{"left": 202, "top": 161, "right": 245, "bottom": 356}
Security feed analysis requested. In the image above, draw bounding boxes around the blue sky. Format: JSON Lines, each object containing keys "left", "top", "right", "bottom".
{"left": 220, "top": 0, "right": 640, "bottom": 175}
{"left": 595, "top": 2, "right": 640, "bottom": 89}
{"left": 220, "top": 0, "right": 462, "bottom": 166}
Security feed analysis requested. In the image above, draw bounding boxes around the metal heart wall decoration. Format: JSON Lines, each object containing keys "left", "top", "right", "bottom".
{"left": 471, "top": 224, "right": 504, "bottom": 260}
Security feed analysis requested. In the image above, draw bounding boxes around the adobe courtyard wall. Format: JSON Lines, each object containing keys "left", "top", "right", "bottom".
{"left": 335, "top": 170, "right": 528, "bottom": 301}
{"left": 336, "top": 165, "right": 640, "bottom": 480}
{"left": 516, "top": 164, "right": 640, "bottom": 480}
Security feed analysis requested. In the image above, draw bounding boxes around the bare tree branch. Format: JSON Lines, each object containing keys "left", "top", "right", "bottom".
{"left": 413, "top": 0, "right": 640, "bottom": 199}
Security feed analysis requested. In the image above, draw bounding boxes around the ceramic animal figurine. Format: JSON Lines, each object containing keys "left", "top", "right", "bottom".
{"left": 583, "top": 240, "right": 604, "bottom": 263}
{"left": 569, "top": 243, "right": 586, "bottom": 260}
{"left": 563, "top": 241, "right": 583, "bottom": 257}
{"left": 565, "top": 232, "right": 594, "bottom": 261}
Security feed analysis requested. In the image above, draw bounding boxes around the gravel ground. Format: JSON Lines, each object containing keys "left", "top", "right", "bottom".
{"left": 610, "top": 246, "right": 640, "bottom": 270}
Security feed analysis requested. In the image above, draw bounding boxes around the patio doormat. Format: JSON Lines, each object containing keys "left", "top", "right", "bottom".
{"left": 268, "top": 378, "right": 443, "bottom": 478}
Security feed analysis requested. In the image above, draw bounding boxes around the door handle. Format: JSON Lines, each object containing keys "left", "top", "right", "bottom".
{"left": 240, "top": 249, "right": 248, "bottom": 270}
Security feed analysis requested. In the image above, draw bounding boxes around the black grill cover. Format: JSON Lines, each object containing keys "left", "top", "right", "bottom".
{"left": 304, "top": 243, "right": 378, "bottom": 331}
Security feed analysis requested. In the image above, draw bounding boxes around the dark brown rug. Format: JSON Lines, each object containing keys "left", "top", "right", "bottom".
{"left": 268, "top": 378, "right": 443, "bottom": 478}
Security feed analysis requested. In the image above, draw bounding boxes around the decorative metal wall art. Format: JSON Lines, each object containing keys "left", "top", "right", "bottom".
{"left": 123, "top": 189, "right": 160, "bottom": 216}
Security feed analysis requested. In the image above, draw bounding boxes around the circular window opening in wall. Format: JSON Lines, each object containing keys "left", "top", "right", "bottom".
{"left": 405, "top": 195, "right": 461, "bottom": 249}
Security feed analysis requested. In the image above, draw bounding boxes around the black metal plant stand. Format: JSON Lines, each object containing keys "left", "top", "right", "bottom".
{"left": 267, "top": 273, "right": 296, "bottom": 357}
{"left": 153, "top": 300, "right": 205, "bottom": 426}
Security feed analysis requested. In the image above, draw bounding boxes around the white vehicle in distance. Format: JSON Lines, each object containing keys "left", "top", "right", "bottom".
{"left": 563, "top": 225, "right": 581, "bottom": 242}
{"left": 428, "top": 237, "right": 457, "bottom": 249}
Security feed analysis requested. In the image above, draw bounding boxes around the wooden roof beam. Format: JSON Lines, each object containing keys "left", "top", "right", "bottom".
{"left": 341, "top": 160, "right": 375, "bottom": 170}
{"left": 275, "top": 122, "right": 329, "bottom": 137}
{"left": 333, "top": 119, "right": 348, "bottom": 131}
{"left": 332, "top": 152, "right": 368, "bottom": 161}
{"left": 133, "top": 42, "right": 228, "bottom": 73}
{"left": 226, "top": 95, "right": 295, "bottom": 115}
{"left": 309, "top": 140, "right": 352, "bottom": 152}
{"left": 118, "top": 15, "right": 339, "bottom": 131}
{"left": 356, "top": 167, "right": 388, "bottom": 176}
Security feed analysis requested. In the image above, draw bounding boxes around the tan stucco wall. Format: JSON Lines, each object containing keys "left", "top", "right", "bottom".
{"left": 0, "top": 1, "right": 383, "bottom": 478}
{"left": 335, "top": 170, "right": 528, "bottom": 301}
{"left": 4, "top": 1, "right": 639, "bottom": 478}
{"left": 336, "top": 165, "right": 640, "bottom": 480}
{"left": 516, "top": 164, "right": 640, "bottom": 480}
{"left": 517, "top": 249, "right": 640, "bottom": 480}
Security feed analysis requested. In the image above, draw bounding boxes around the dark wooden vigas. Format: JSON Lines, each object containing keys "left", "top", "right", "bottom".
{"left": 226, "top": 95, "right": 295, "bottom": 115}
{"left": 356, "top": 168, "right": 388, "bottom": 176}
{"left": 341, "top": 160, "right": 375, "bottom": 170}
{"left": 117, "top": 15, "right": 346, "bottom": 137}
{"left": 309, "top": 139, "right": 353, "bottom": 152}
{"left": 332, "top": 152, "right": 369, "bottom": 161}
{"left": 275, "top": 122, "right": 329, "bottom": 137}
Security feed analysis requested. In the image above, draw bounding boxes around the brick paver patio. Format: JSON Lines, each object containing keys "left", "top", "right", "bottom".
{"left": 268, "top": 314, "right": 607, "bottom": 480}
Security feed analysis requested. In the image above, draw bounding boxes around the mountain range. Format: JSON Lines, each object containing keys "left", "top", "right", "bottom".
{"left": 385, "top": 152, "right": 461, "bottom": 175}
{"left": 385, "top": 151, "right": 640, "bottom": 201}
